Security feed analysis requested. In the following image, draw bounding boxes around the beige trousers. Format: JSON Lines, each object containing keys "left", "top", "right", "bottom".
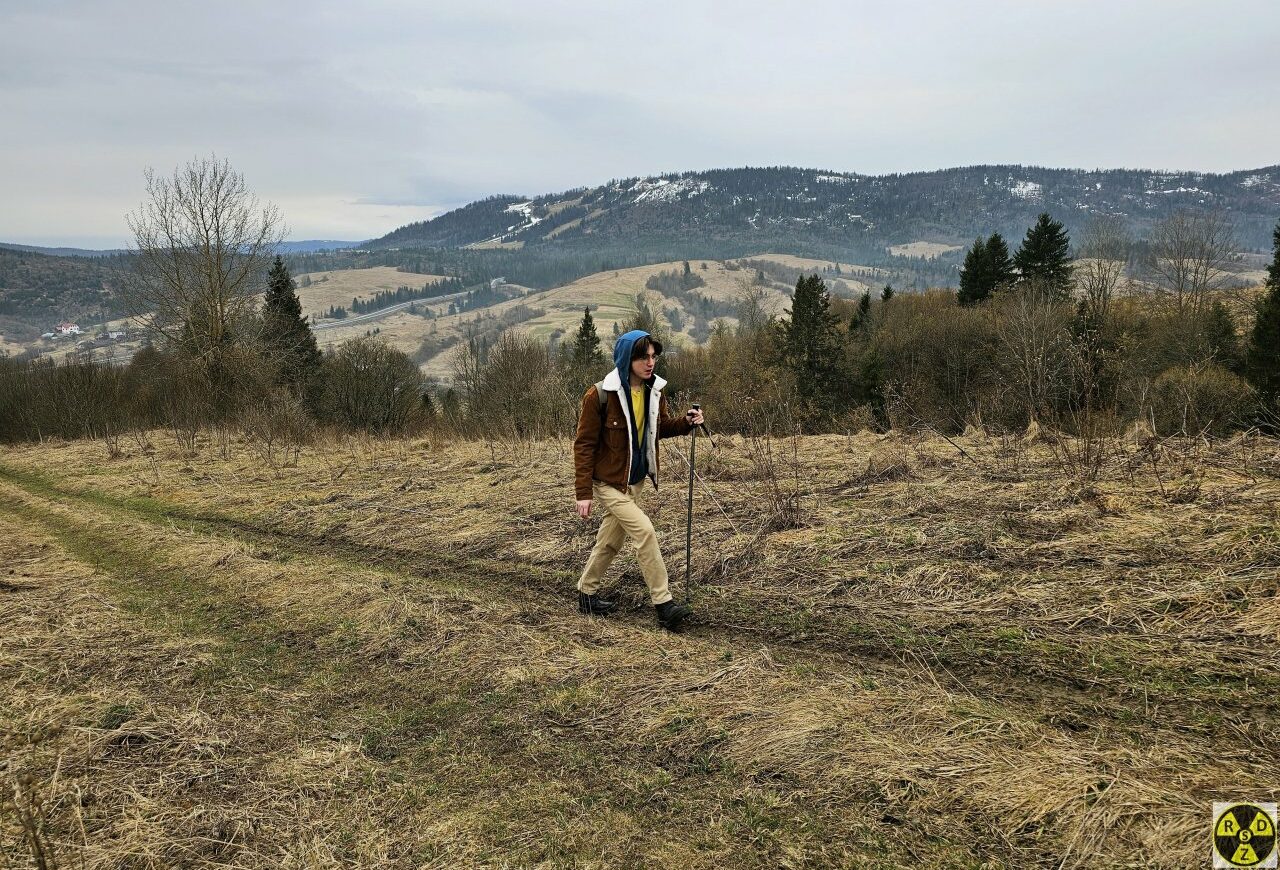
{"left": 577, "top": 480, "right": 672, "bottom": 605}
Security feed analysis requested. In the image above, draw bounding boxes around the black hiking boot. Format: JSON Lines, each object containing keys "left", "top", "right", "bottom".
{"left": 655, "top": 599, "right": 693, "bottom": 632}
{"left": 578, "top": 592, "right": 616, "bottom": 616}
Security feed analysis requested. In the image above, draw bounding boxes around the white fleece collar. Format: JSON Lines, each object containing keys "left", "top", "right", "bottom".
{"left": 601, "top": 368, "right": 666, "bottom": 393}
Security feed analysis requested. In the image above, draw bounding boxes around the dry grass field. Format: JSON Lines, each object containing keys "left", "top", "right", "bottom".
{"left": 314, "top": 307, "right": 455, "bottom": 359}
{"left": 296, "top": 267, "right": 450, "bottom": 320}
{"left": 2, "top": 427, "right": 1278, "bottom": 867}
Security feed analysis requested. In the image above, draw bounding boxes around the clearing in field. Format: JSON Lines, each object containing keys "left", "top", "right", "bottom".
{"left": 743, "top": 252, "right": 889, "bottom": 279}
{"left": 2, "top": 429, "right": 1277, "bottom": 867}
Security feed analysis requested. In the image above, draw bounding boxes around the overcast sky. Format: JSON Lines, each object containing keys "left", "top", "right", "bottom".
{"left": 3, "top": 0, "right": 1278, "bottom": 248}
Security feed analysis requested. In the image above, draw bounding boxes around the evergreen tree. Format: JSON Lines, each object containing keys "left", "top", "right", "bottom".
{"left": 958, "top": 233, "right": 1014, "bottom": 306}
{"left": 957, "top": 237, "right": 988, "bottom": 306}
{"left": 850, "top": 290, "right": 872, "bottom": 331}
{"left": 1014, "top": 213, "right": 1073, "bottom": 301}
{"left": 776, "top": 274, "right": 844, "bottom": 412}
{"left": 261, "top": 255, "right": 321, "bottom": 392}
{"left": 571, "top": 306, "right": 605, "bottom": 368}
{"left": 1244, "top": 221, "right": 1280, "bottom": 404}
{"left": 986, "top": 232, "right": 1015, "bottom": 288}
{"left": 881, "top": 284, "right": 894, "bottom": 301}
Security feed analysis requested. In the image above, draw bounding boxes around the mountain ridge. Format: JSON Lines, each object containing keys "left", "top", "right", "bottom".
{"left": 368, "top": 163, "right": 1280, "bottom": 255}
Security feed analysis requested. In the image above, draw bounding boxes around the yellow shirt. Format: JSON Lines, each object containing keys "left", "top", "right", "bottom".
{"left": 630, "top": 385, "right": 646, "bottom": 443}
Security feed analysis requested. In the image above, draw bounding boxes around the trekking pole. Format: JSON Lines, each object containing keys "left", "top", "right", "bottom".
{"left": 685, "top": 403, "right": 699, "bottom": 604}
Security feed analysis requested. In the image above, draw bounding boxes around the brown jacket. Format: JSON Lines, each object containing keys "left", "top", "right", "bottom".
{"left": 573, "top": 369, "right": 693, "bottom": 501}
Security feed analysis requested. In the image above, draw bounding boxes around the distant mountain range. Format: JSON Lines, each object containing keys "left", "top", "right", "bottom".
{"left": 369, "top": 164, "right": 1280, "bottom": 255}
{"left": 0, "top": 243, "right": 129, "bottom": 258}
{"left": 0, "top": 239, "right": 359, "bottom": 258}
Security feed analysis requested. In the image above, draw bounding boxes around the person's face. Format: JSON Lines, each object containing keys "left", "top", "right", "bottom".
{"left": 630, "top": 347, "right": 658, "bottom": 382}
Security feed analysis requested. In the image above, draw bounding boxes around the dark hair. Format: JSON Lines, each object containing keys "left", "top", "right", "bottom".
{"left": 630, "top": 335, "right": 663, "bottom": 359}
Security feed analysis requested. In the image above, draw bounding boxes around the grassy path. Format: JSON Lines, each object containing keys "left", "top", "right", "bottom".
{"left": 3, "top": 461, "right": 1275, "bottom": 746}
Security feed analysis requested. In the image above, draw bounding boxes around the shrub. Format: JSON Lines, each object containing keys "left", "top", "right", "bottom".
{"left": 315, "top": 337, "right": 426, "bottom": 434}
{"left": 466, "top": 330, "right": 574, "bottom": 438}
{"left": 871, "top": 291, "right": 1000, "bottom": 432}
{"left": 1150, "top": 364, "right": 1254, "bottom": 436}
{"left": 241, "top": 389, "right": 315, "bottom": 466}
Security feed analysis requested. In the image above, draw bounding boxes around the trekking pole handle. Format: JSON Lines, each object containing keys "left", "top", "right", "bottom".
{"left": 687, "top": 403, "right": 713, "bottom": 446}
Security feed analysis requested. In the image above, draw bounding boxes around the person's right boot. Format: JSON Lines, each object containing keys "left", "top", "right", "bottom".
{"left": 654, "top": 599, "right": 693, "bottom": 631}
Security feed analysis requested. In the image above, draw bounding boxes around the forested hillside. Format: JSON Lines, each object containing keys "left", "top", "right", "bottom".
{"left": 0, "top": 247, "right": 128, "bottom": 328}
{"left": 368, "top": 164, "right": 1280, "bottom": 255}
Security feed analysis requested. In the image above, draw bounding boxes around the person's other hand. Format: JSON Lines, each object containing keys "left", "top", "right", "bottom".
{"left": 686, "top": 408, "right": 705, "bottom": 426}
{"left": 576, "top": 499, "right": 592, "bottom": 520}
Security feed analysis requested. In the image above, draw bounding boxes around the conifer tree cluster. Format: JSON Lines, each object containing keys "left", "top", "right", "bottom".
{"left": 957, "top": 233, "right": 1015, "bottom": 306}
{"left": 958, "top": 214, "right": 1074, "bottom": 306}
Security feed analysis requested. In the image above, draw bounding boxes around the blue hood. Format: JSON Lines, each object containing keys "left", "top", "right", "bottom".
{"left": 613, "top": 329, "right": 651, "bottom": 391}
{"left": 612, "top": 329, "right": 656, "bottom": 485}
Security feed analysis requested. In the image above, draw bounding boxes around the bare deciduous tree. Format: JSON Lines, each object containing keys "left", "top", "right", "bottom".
{"left": 448, "top": 338, "right": 484, "bottom": 402}
{"left": 733, "top": 278, "right": 774, "bottom": 334}
{"left": 1076, "top": 214, "right": 1132, "bottom": 323}
{"left": 990, "top": 284, "right": 1075, "bottom": 423}
{"left": 124, "top": 155, "right": 284, "bottom": 369}
{"left": 1145, "top": 210, "right": 1237, "bottom": 318}
{"left": 471, "top": 330, "right": 569, "bottom": 437}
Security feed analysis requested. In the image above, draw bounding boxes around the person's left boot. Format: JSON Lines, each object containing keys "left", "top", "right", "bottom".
{"left": 578, "top": 592, "right": 616, "bottom": 616}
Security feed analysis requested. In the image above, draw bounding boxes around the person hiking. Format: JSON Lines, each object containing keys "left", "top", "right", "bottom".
{"left": 573, "top": 329, "right": 704, "bottom": 631}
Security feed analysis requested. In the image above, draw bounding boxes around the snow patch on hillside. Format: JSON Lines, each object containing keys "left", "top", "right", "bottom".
{"left": 473, "top": 200, "right": 544, "bottom": 244}
{"left": 1010, "top": 180, "right": 1042, "bottom": 200}
{"left": 632, "top": 177, "right": 711, "bottom": 204}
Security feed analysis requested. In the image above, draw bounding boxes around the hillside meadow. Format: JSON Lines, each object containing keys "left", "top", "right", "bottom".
{"left": 2, "top": 426, "right": 1278, "bottom": 867}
